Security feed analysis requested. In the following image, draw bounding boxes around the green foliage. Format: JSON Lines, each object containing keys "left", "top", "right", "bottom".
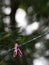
{"left": 0, "top": 0, "right": 49, "bottom": 65}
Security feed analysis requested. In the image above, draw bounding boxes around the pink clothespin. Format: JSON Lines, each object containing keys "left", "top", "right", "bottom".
{"left": 13, "top": 43, "right": 23, "bottom": 58}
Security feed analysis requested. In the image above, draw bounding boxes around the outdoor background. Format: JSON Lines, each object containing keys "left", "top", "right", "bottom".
{"left": 0, "top": 0, "right": 49, "bottom": 65}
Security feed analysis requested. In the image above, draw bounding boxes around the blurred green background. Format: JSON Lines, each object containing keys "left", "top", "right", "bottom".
{"left": 0, "top": 0, "right": 49, "bottom": 65}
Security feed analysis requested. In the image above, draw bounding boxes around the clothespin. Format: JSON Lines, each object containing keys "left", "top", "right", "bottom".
{"left": 13, "top": 43, "right": 23, "bottom": 58}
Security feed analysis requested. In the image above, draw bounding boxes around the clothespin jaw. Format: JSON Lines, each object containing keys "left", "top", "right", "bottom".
{"left": 13, "top": 43, "right": 23, "bottom": 58}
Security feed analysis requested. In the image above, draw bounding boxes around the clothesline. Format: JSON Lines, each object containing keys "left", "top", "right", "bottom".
{"left": 8, "top": 31, "right": 49, "bottom": 52}
{"left": 2, "top": 31, "right": 49, "bottom": 55}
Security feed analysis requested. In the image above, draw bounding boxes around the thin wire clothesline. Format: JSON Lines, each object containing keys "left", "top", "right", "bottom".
{"left": 0, "top": 31, "right": 49, "bottom": 55}
{"left": 8, "top": 31, "right": 49, "bottom": 51}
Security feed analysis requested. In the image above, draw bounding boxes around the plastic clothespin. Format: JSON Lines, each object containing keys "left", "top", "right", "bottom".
{"left": 13, "top": 43, "right": 23, "bottom": 58}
